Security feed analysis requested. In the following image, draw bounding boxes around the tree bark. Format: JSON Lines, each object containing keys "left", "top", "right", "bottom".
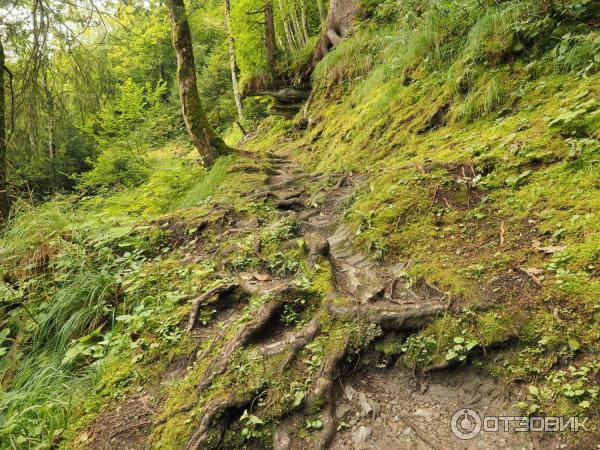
{"left": 278, "top": 0, "right": 296, "bottom": 51}
{"left": 300, "top": 0, "right": 310, "bottom": 44}
{"left": 316, "top": 0, "right": 326, "bottom": 25}
{"left": 291, "top": 9, "right": 306, "bottom": 45}
{"left": 314, "top": 0, "right": 360, "bottom": 62}
{"left": 166, "top": 0, "right": 228, "bottom": 166}
{"left": 265, "top": 1, "right": 277, "bottom": 72}
{"left": 0, "top": 39, "right": 8, "bottom": 220}
{"left": 224, "top": 0, "right": 244, "bottom": 122}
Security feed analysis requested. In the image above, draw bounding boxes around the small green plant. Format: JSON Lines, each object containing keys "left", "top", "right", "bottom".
{"left": 401, "top": 334, "right": 437, "bottom": 368}
{"left": 281, "top": 299, "right": 306, "bottom": 326}
{"left": 265, "top": 252, "right": 299, "bottom": 276}
{"left": 305, "top": 416, "right": 323, "bottom": 431}
{"left": 240, "top": 409, "right": 265, "bottom": 440}
{"left": 445, "top": 336, "right": 479, "bottom": 362}
{"left": 262, "top": 216, "right": 299, "bottom": 243}
{"left": 546, "top": 363, "right": 599, "bottom": 409}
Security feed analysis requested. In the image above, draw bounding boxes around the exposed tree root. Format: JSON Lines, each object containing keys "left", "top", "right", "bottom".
{"left": 260, "top": 315, "right": 322, "bottom": 369}
{"left": 187, "top": 283, "right": 239, "bottom": 332}
{"left": 184, "top": 395, "right": 250, "bottom": 450}
{"left": 309, "top": 336, "right": 351, "bottom": 402}
{"left": 329, "top": 302, "right": 446, "bottom": 330}
{"left": 197, "top": 300, "right": 281, "bottom": 392}
{"left": 276, "top": 197, "right": 304, "bottom": 210}
{"left": 315, "top": 386, "right": 337, "bottom": 450}
{"left": 398, "top": 414, "right": 445, "bottom": 450}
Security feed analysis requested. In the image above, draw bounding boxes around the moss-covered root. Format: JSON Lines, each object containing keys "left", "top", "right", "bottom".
{"left": 184, "top": 395, "right": 250, "bottom": 450}
{"left": 306, "top": 336, "right": 352, "bottom": 450}
{"left": 260, "top": 315, "right": 322, "bottom": 369}
{"left": 196, "top": 300, "right": 281, "bottom": 392}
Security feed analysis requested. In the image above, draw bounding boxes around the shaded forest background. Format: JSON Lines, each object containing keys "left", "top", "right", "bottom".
{"left": 0, "top": 0, "right": 326, "bottom": 202}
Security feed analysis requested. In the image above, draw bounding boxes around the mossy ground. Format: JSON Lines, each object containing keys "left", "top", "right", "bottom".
{"left": 2, "top": 6, "right": 600, "bottom": 448}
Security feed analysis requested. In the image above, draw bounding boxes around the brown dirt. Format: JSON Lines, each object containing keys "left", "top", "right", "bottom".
{"left": 77, "top": 390, "right": 160, "bottom": 450}
{"left": 330, "top": 353, "right": 564, "bottom": 450}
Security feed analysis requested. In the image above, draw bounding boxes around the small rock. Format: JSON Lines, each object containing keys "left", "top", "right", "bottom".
{"left": 402, "top": 426, "right": 414, "bottom": 436}
{"left": 414, "top": 408, "right": 435, "bottom": 422}
{"left": 273, "top": 428, "right": 291, "bottom": 450}
{"left": 352, "top": 426, "right": 372, "bottom": 444}
{"left": 344, "top": 385, "right": 356, "bottom": 402}
{"left": 335, "top": 403, "right": 352, "bottom": 420}
{"left": 348, "top": 418, "right": 358, "bottom": 426}
{"left": 253, "top": 272, "right": 271, "bottom": 281}
{"left": 358, "top": 392, "right": 373, "bottom": 417}
{"left": 368, "top": 398, "right": 381, "bottom": 418}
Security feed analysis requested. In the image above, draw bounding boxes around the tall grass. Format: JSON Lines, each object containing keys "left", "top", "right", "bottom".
{"left": 0, "top": 353, "right": 101, "bottom": 448}
{"left": 453, "top": 76, "right": 505, "bottom": 123}
{"left": 312, "top": 26, "right": 390, "bottom": 90}
{"left": 553, "top": 31, "right": 600, "bottom": 74}
{"left": 33, "top": 271, "right": 116, "bottom": 352}
{"left": 0, "top": 201, "right": 75, "bottom": 278}
{"left": 462, "top": 0, "right": 542, "bottom": 63}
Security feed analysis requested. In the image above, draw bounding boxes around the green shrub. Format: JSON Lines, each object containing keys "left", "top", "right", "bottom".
{"left": 78, "top": 148, "right": 150, "bottom": 192}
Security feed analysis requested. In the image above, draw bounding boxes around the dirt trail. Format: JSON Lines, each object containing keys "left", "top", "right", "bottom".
{"left": 80, "top": 150, "right": 565, "bottom": 450}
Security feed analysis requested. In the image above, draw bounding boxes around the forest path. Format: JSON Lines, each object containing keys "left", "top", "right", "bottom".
{"left": 262, "top": 152, "right": 562, "bottom": 450}
{"left": 81, "top": 150, "right": 562, "bottom": 450}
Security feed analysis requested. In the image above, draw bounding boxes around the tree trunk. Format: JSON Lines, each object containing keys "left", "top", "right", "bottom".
{"left": 300, "top": 0, "right": 310, "bottom": 44}
{"left": 43, "top": 70, "right": 56, "bottom": 160}
{"left": 316, "top": 0, "right": 326, "bottom": 25}
{"left": 225, "top": 0, "right": 244, "bottom": 122}
{"left": 278, "top": 0, "right": 296, "bottom": 51}
{"left": 265, "top": 1, "right": 277, "bottom": 73}
{"left": 0, "top": 39, "right": 8, "bottom": 219}
{"left": 166, "top": 0, "right": 228, "bottom": 166}
{"left": 291, "top": 9, "right": 306, "bottom": 45}
{"left": 314, "top": 0, "right": 360, "bottom": 62}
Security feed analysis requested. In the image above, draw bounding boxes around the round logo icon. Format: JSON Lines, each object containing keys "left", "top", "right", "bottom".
{"left": 451, "top": 408, "right": 482, "bottom": 440}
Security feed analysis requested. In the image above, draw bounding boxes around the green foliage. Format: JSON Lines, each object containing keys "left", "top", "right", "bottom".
{"left": 553, "top": 31, "right": 600, "bottom": 74}
{"left": 239, "top": 409, "right": 265, "bottom": 440}
{"left": 462, "top": 0, "right": 542, "bottom": 63}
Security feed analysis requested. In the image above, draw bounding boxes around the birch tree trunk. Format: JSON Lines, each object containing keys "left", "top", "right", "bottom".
{"left": 316, "top": 0, "right": 326, "bottom": 25}
{"left": 300, "top": 0, "right": 310, "bottom": 44}
{"left": 166, "top": 0, "right": 228, "bottom": 166}
{"left": 224, "top": 0, "right": 244, "bottom": 122}
{"left": 291, "top": 10, "right": 306, "bottom": 45}
{"left": 278, "top": 0, "right": 296, "bottom": 51}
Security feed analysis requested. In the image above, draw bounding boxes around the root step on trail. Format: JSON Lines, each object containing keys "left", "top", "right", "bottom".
{"left": 175, "top": 150, "right": 453, "bottom": 449}
{"left": 87, "top": 150, "right": 545, "bottom": 450}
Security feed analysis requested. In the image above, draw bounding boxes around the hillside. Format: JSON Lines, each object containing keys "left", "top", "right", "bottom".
{"left": 1, "top": 0, "right": 600, "bottom": 449}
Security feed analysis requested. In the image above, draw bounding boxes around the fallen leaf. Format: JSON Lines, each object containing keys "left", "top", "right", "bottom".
{"left": 519, "top": 267, "right": 543, "bottom": 286}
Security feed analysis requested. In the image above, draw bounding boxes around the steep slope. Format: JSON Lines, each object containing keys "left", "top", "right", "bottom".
{"left": 1, "top": 1, "right": 600, "bottom": 449}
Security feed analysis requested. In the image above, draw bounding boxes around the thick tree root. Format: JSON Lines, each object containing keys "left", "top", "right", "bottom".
{"left": 329, "top": 302, "right": 446, "bottom": 330}
{"left": 184, "top": 395, "right": 250, "bottom": 450}
{"left": 260, "top": 315, "right": 322, "bottom": 368}
{"left": 309, "top": 336, "right": 351, "bottom": 403}
{"left": 315, "top": 386, "right": 337, "bottom": 450}
{"left": 187, "top": 283, "right": 239, "bottom": 332}
{"left": 197, "top": 300, "right": 281, "bottom": 392}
